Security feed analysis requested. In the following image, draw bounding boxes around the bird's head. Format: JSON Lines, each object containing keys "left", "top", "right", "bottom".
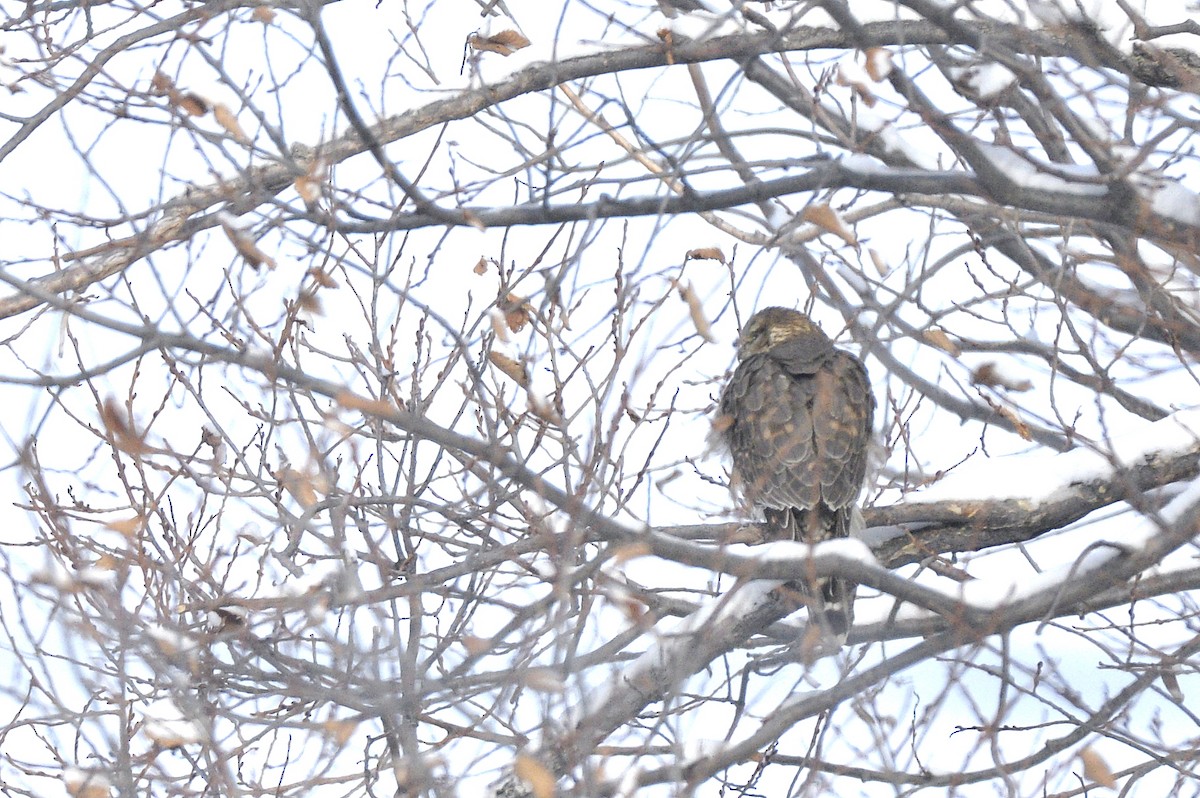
{"left": 735, "top": 307, "right": 827, "bottom": 357}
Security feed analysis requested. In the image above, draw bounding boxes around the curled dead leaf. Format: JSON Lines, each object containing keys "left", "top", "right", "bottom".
{"left": 462, "top": 210, "right": 486, "bottom": 231}
{"left": 150, "top": 72, "right": 208, "bottom": 116}
{"left": 657, "top": 27, "right": 676, "bottom": 65}
{"left": 488, "top": 307, "right": 511, "bottom": 342}
{"left": 673, "top": 279, "right": 715, "bottom": 342}
{"left": 686, "top": 247, "right": 726, "bottom": 263}
{"left": 178, "top": 92, "right": 208, "bottom": 117}
{"left": 149, "top": 72, "right": 174, "bottom": 96}
{"left": 972, "top": 361, "right": 1033, "bottom": 392}
{"left": 320, "top": 719, "right": 359, "bottom": 746}
{"left": 336, "top": 390, "right": 396, "bottom": 417}
{"left": 865, "top": 48, "right": 894, "bottom": 81}
{"left": 307, "top": 267, "right": 338, "bottom": 289}
{"left": 1079, "top": 747, "right": 1116, "bottom": 789}
{"left": 514, "top": 754, "right": 555, "bottom": 798}
{"left": 922, "top": 328, "right": 961, "bottom": 357}
{"left": 498, "top": 293, "right": 532, "bottom": 332}
{"left": 612, "top": 541, "right": 652, "bottom": 563}
{"left": 64, "top": 769, "right": 111, "bottom": 798}
{"left": 105, "top": 516, "right": 146, "bottom": 538}
{"left": 294, "top": 158, "right": 328, "bottom": 205}
{"left": 462, "top": 635, "right": 490, "bottom": 656}
{"left": 524, "top": 667, "right": 566, "bottom": 694}
{"left": 276, "top": 467, "right": 319, "bottom": 508}
{"left": 220, "top": 218, "right": 277, "bottom": 270}
{"left": 295, "top": 290, "right": 322, "bottom": 315}
{"left": 797, "top": 620, "right": 827, "bottom": 665}
{"left": 835, "top": 61, "right": 876, "bottom": 107}
{"left": 468, "top": 30, "right": 531, "bottom": 56}
{"left": 213, "top": 103, "right": 250, "bottom": 144}
{"left": 801, "top": 202, "right": 858, "bottom": 249}
{"left": 868, "top": 248, "right": 889, "bottom": 276}
{"left": 488, "top": 352, "right": 529, "bottom": 387}
{"left": 100, "top": 397, "right": 150, "bottom": 455}
{"left": 528, "top": 392, "right": 563, "bottom": 425}
{"left": 983, "top": 395, "right": 1032, "bottom": 440}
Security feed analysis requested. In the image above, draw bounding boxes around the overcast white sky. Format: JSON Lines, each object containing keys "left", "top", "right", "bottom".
{"left": 1, "top": 1, "right": 1199, "bottom": 796}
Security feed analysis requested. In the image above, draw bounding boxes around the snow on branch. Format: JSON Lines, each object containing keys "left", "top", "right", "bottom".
{"left": 869, "top": 408, "right": 1200, "bottom": 560}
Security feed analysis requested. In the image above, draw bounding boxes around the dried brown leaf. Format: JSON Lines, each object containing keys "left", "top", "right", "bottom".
{"left": 514, "top": 754, "right": 556, "bottom": 798}
{"left": 524, "top": 667, "right": 566, "bottom": 694}
{"left": 213, "top": 103, "right": 250, "bottom": 144}
{"left": 462, "top": 209, "right": 486, "bottom": 230}
{"left": 488, "top": 308, "right": 511, "bottom": 342}
{"left": 252, "top": 4, "right": 276, "bottom": 23}
{"left": 528, "top": 392, "right": 563, "bottom": 425}
{"left": 802, "top": 202, "right": 858, "bottom": 249}
{"left": 686, "top": 247, "right": 726, "bottom": 263}
{"left": 220, "top": 220, "right": 277, "bottom": 270}
{"left": 295, "top": 291, "right": 322, "bottom": 315}
{"left": 150, "top": 72, "right": 207, "bottom": 116}
{"left": 616, "top": 594, "right": 645, "bottom": 623}
{"left": 64, "top": 770, "right": 111, "bottom": 798}
{"left": 674, "top": 280, "right": 715, "bottom": 342}
{"left": 150, "top": 72, "right": 175, "bottom": 96}
{"left": 868, "top": 248, "right": 889, "bottom": 276}
{"left": 469, "top": 29, "right": 531, "bottom": 56}
{"left": 972, "top": 361, "right": 1033, "bottom": 392}
{"left": 797, "top": 621, "right": 827, "bottom": 665}
{"left": 1079, "top": 747, "right": 1116, "bottom": 789}
{"left": 612, "top": 541, "right": 652, "bottom": 563}
{"left": 983, "top": 396, "right": 1032, "bottom": 441}
{"left": 657, "top": 28, "right": 676, "bottom": 65}
{"left": 93, "top": 554, "right": 120, "bottom": 571}
{"left": 865, "top": 47, "right": 894, "bottom": 81}
{"left": 307, "top": 268, "right": 338, "bottom": 289}
{"left": 294, "top": 176, "right": 320, "bottom": 204}
{"left": 461, "top": 635, "right": 490, "bottom": 656}
{"left": 488, "top": 352, "right": 529, "bottom": 387}
{"left": 499, "top": 293, "right": 532, "bottom": 332}
{"left": 105, "top": 516, "right": 146, "bottom": 538}
{"left": 835, "top": 62, "right": 876, "bottom": 107}
{"left": 336, "top": 390, "right": 396, "bottom": 417}
{"left": 473, "top": 257, "right": 488, "bottom": 275}
{"left": 922, "top": 328, "right": 961, "bottom": 357}
{"left": 320, "top": 719, "right": 359, "bottom": 746}
{"left": 100, "top": 397, "right": 149, "bottom": 455}
{"left": 276, "top": 467, "right": 318, "bottom": 508}
{"left": 294, "top": 158, "right": 328, "bottom": 205}
{"left": 178, "top": 92, "right": 208, "bottom": 116}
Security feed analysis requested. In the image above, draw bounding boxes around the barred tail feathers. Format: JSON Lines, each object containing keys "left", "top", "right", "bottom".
{"left": 763, "top": 506, "right": 858, "bottom": 641}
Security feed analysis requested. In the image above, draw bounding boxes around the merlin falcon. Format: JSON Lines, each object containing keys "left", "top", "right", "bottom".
{"left": 716, "top": 307, "right": 874, "bottom": 638}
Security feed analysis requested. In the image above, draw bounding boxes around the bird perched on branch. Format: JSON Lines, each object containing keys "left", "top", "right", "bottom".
{"left": 715, "top": 307, "right": 874, "bottom": 639}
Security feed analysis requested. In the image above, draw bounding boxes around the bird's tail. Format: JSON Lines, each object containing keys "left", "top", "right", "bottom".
{"left": 763, "top": 506, "right": 858, "bottom": 643}
{"left": 820, "top": 576, "right": 856, "bottom": 640}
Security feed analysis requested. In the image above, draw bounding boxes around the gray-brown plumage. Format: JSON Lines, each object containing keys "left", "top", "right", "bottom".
{"left": 716, "top": 307, "right": 874, "bottom": 638}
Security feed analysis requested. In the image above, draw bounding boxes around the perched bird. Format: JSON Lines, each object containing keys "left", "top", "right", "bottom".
{"left": 716, "top": 307, "right": 874, "bottom": 638}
